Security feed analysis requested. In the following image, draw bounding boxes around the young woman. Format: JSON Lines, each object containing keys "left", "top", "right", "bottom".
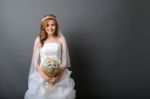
{"left": 24, "top": 14, "right": 76, "bottom": 99}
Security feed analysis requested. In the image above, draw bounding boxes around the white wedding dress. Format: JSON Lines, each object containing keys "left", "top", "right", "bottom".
{"left": 24, "top": 42, "right": 76, "bottom": 99}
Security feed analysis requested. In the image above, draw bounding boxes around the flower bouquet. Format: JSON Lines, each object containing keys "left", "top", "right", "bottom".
{"left": 41, "top": 57, "right": 60, "bottom": 77}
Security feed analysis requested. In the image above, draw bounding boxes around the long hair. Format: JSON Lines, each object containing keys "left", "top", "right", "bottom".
{"left": 39, "top": 14, "right": 59, "bottom": 46}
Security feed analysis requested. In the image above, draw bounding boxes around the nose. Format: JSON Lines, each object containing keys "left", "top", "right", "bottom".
{"left": 48, "top": 25, "right": 52, "bottom": 29}
{"left": 49, "top": 26, "right": 53, "bottom": 30}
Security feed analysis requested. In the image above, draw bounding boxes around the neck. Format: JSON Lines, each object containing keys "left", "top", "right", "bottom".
{"left": 48, "top": 34, "right": 55, "bottom": 38}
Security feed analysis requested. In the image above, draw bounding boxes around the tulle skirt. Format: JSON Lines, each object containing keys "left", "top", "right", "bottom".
{"left": 24, "top": 69, "right": 76, "bottom": 99}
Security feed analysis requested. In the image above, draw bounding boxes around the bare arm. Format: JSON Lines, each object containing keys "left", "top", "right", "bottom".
{"left": 33, "top": 37, "right": 52, "bottom": 81}
{"left": 51, "top": 36, "right": 68, "bottom": 84}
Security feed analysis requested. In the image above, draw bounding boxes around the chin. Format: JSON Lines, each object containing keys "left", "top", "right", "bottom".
{"left": 48, "top": 33, "right": 53, "bottom": 35}
{"left": 47, "top": 32, "right": 54, "bottom": 35}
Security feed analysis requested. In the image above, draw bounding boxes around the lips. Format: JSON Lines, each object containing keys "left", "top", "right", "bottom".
{"left": 47, "top": 30, "right": 54, "bottom": 34}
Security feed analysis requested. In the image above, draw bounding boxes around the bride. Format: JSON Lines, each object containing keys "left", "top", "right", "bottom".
{"left": 24, "top": 14, "right": 76, "bottom": 99}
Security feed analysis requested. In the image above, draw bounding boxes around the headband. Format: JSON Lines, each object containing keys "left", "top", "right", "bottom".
{"left": 41, "top": 16, "right": 56, "bottom": 22}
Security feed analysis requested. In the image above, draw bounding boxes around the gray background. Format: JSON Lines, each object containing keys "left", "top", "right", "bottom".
{"left": 0, "top": 0, "right": 150, "bottom": 99}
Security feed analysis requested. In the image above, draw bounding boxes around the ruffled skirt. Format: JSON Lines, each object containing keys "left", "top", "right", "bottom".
{"left": 24, "top": 69, "right": 76, "bottom": 99}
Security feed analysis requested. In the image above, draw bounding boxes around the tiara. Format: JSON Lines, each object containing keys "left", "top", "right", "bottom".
{"left": 41, "top": 16, "right": 56, "bottom": 22}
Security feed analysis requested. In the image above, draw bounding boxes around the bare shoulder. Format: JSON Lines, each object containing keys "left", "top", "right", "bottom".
{"left": 57, "top": 34, "right": 66, "bottom": 43}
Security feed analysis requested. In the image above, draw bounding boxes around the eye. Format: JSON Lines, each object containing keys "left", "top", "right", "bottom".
{"left": 51, "top": 24, "right": 56, "bottom": 26}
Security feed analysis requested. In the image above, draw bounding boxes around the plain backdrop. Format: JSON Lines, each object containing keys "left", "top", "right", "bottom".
{"left": 0, "top": 0, "right": 150, "bottom": 99}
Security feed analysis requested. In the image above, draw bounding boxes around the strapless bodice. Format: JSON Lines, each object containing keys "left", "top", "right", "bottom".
{"left": 40, "top": 43, "right": 61, "bottom": 64}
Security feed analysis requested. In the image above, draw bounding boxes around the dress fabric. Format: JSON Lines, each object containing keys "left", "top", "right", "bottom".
{"left": 24, "top": 43, "right": 76, "bottom": 99}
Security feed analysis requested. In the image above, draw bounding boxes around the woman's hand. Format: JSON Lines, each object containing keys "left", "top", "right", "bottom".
{"left": 47, "top": 77, "right": 55, "bottom": 85}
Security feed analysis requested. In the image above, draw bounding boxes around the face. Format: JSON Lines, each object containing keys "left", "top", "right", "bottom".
{"left": 45, "top": 20, "right": 56, "bottom": 35}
